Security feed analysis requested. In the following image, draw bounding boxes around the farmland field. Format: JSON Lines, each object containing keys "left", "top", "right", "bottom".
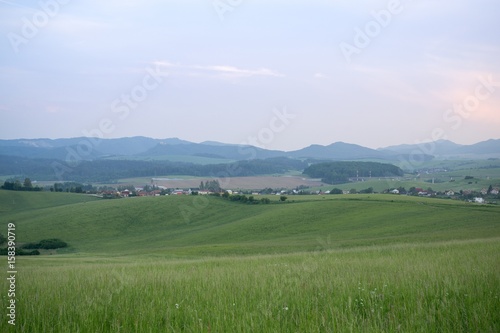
{"left": 1, "top": 190, "right": 499, "bottom": 332}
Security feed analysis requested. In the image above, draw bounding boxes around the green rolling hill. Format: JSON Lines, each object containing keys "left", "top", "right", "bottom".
{"left": 2, "top": 190, "right": 499, "bottom": 257}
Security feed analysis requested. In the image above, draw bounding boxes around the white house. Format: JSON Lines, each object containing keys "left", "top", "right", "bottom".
{"left": 474, "top": 197, "right": 485, "bottom": 204}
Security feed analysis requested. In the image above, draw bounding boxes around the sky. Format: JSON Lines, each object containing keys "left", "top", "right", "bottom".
{"left": 0, "top": 0, "right": 499, "bottom": 151}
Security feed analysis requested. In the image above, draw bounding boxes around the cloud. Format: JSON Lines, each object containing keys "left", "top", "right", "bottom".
{"left": 151, "top": 61, "right": 284, "bottom": 79}
{"left": 48, "top": 15, "right": 110, "bottom": 36}
{"left": 314, "top": 72, "right": 328, "bottom": 79}
{"left": 151, "top": 60, "right": 176, "bottom": 68}
{"left": 196, "top": 65, "right": 284, "bottom": 78}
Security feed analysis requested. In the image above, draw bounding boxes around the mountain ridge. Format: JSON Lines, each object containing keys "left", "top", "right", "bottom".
{"left": 0, "top": 137, "right": 498, "bottom": 161}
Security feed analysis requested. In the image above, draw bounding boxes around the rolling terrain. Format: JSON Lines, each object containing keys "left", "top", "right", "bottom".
{"left": 1, "top": 190, "right": 499, "bottom": 332}
{"left": 2, "top": 190, "right": 499, "bottom": 256}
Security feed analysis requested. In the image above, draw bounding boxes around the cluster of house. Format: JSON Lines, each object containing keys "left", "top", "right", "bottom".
{"left": 101, "top": 188, "right": 163, "bottom": 198}
{"left": 116, "top": 188, "right": 218, "bottom": 197}
{"left": 389, "top": 188, "right": 431, "bottom": 196}
{"left": 482, "top": 187, "right": 499, "bottom": 195}
{"left": 105, "top": 188, "right": 291, "bottom": 198}
{"left": 101, "top": 186, "right": 500, "bottom": 202}
{"left": 387, "top": 187, "right": 499, "bottom": 204}
{"left": 459, "top": 187, "right": 500, "bottom": 196}
{"left": 324, "top": 190, "right": 351, "bottom": 195}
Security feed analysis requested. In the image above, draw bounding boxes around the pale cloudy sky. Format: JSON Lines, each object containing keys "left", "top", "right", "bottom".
{"left": 0, "top": 0, "right": 499, "bottom": 151}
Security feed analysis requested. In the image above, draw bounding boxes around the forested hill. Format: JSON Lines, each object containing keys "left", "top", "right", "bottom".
{"left": 0, "top": 156, "right": 307, "bottom": 182}
{"left": 303, "top": 161, "right": 404, "bottom": 184}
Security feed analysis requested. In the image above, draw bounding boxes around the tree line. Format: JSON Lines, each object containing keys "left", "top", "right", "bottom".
{"left": 303, "top": 161, "right": 404, "bottom": 184}
{"left": 1, "top": 178, "right": 42, "bottom": 191}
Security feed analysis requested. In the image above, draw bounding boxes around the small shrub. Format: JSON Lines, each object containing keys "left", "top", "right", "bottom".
{"left": 22, "top": 239, "right": 68, "bottom": 250}
{"left": 39, "top": 239, "right": 68, "bottom": 249}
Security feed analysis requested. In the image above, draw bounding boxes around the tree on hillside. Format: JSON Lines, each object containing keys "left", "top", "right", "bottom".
{"left": 204, "top": 180, "right": 222, "bottom": 192}
{"left": 1, "top": 180, "right": 25, "bottom": 191}
{"left": 53, "top": 183, "right": 63, "bottom": 192}
{"left": 23, "top": 178, "right": 33, "bottom": 189}
{"left": 359, "top": 187, "right": 373, "bottom": 194}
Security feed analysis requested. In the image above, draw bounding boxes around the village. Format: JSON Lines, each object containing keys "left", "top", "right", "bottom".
{"left": 96, "top": 180, "right": 500, "bottom": 205}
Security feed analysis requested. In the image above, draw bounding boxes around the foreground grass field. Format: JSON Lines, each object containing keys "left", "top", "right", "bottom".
{"left": 1, "top": 190, "right": 499, "bottom": 331}
{"left": 2, "top": 239, "right": 499, "bottom": 332}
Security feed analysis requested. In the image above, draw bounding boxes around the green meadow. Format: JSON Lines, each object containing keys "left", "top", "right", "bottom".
{"left": 1, "top": 190, "right": 499, "bottom": 332}
{"left": 313, "top": 176, "right": 500, "bottom": 194}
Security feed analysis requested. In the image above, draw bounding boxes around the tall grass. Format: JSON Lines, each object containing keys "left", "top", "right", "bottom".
{"left": 2, "top": 239, "right": 498, "bottom": 332}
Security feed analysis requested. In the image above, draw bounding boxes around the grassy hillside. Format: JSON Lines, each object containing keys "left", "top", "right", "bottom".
{"left": 2, "top": 190, "right": 499, "bottom": 256}
{"left": 1, "top": 190, "right": 499, "bottom": 332}
{"left": 0, "top": 190, "right": 100, "bottom": 215}
{"left": 311, "top": 176, "right": 500, "bottom": 193}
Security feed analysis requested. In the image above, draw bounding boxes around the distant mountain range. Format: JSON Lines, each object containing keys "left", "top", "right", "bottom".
{"left": 379, "top": 139, "right": 500, "bottom": 157}
{"left": 0, "top": 137, "right": 498, "bottom": 162}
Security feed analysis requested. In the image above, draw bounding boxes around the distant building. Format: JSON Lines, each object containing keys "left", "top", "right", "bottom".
{"left": 474, "top": 197, "right": 485, "bottom": 204}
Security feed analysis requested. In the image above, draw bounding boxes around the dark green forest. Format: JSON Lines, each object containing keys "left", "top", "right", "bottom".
{"left": 303, "top": 161, "right": 403, "bottom": 184}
